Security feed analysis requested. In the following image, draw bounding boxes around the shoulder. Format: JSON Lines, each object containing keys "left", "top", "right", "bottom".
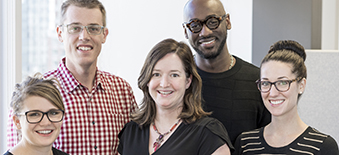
{"left": 119, "top": 121, "right": 144, "bottom": 136}
{"left": 195, "top": 117, "right": 234, "bottom": 150}
{"left": 52, "top": 147, "right": 69, "bottom": 155}
{"left": 305, "top": 127, "right": 339, "bottom": 154}
{"left": 233, "top": 128, "right": 263, "bottom": 154}
{"left": 98, "top": 70, "right": 132, "bottom": 87}
{"left": 234, "top": 56, "right": 260, "bottom": 74}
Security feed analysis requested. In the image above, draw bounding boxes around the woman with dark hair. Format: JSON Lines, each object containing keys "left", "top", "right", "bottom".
{"left": 234, "top": 40, "right": 339, "bottom": 154}
{"left": 118, "top": 38, "right": 233, "bottom": 155}
{"left": 4, "top": 73, "right": 68, "bottom": 155}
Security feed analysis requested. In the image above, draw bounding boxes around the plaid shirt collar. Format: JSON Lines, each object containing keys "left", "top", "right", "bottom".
{"left": 57, "top": 57, "right": 108, "bottom": 94}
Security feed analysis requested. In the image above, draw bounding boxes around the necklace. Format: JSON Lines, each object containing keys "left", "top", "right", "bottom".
{"left": 152, "top": 119, "right": 181, "bottom": 152}
{"left": 229, "top": 54, "right": 234, "bottom": 70}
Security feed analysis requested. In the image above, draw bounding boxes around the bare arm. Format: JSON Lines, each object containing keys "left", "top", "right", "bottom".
{"left": 211, "top": 144, "right": 230, "bottom": 155}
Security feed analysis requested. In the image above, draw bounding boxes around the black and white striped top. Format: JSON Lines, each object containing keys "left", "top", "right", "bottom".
{"left": 233, "top": 126, "right": 339, "bottom": 155}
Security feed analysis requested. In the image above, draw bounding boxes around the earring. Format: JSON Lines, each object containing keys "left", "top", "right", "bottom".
{"left": 299, "top": 92, "right": 303, "bottom": 94}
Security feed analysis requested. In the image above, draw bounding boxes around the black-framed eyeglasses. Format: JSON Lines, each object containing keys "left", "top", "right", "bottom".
{"left": 182, "top": 15, "right": 227, "bottom": 33}
{"left": 256, "top": 77, "right": 302, "bottom": 93}
{"left": 17, "top": 109, "right": 65, "bottom": 124}
{"left": 61, "top": 23, "right": 104, "bottom": 35}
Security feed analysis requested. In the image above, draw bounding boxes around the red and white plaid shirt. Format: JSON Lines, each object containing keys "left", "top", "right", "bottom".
{"left": 7, "top": 58, "right": 138, "bottom": 155}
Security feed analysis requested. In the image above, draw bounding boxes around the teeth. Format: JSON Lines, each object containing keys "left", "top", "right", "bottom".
{"left": 201, "top": 39, "right": 215, "bottom": 45}
{"left": 37, "top": 130, "right": 52, "bottom": 134}
{"left": 78, "top": 46, "right": 91, "bottom": 51}
{"left": 270, "top": 100, "right": 283, "bottom": 105}
{"left": 158, "top": 91, "right": 172, "bottom": 95}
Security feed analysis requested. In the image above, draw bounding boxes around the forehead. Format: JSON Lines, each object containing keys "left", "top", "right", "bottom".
{"left": 22, "top": 96, "right": 57, "bottom": 111}
{"left": 261, "top": 61, "right": 294, "bottom": 79}
{"left": 64, "top": 5, "right": 103, "bottom": 25}
{"left": 154, "top": 53, "right": 185, "bottom": 71}
{"left": 184, "top": 0, "right": 225, "bottom": 21}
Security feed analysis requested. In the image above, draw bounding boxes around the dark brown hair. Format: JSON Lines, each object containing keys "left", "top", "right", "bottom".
{"left": 261, "top": 40, "right": 307, "bottom": 80}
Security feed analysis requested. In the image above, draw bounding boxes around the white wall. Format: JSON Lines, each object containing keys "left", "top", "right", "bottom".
{"left": 98, "top": 0, "right": 253, "bottom": 103}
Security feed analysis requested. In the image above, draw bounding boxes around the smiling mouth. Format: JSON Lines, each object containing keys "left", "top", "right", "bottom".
{"left": 36, "top": 130, "right": 53, "bottom": 134}
{"left": 200, "top": 39, "right": 215, "bottom": 45}
{"left": 158, "top": 91, "right": 173, "bottom": 95}
{"left": 270, "top": 100, "right": 284, "bottom": 105}
{"left": 77, "top": 46, "right": 92, "bottom": 51}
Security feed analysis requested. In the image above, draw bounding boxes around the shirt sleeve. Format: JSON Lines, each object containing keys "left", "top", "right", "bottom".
{"left": 321, "top": 135, "right": 339, "bottom": 155}
{"left": 6, "top": 108, "right": 20, "bottom": 149}
{"left": 199, "top": 118, "right": 235, "bottom": 154}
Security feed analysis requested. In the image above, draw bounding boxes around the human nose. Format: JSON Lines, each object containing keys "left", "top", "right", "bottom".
{"left": 268, "top": 84, "right": 280, "bottom": 96}
{"left": 159, "top": 76, "right": 170, "bottom": 87}
{"left": 199, "top": 24, "right": 213, "bottom": 37}
{"left": 79, "top": 26, "right": 90, "bottom": 41}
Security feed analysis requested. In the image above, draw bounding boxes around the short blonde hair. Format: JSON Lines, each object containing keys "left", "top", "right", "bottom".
{"left": 10, "top": 73, "right": 64, "bottom": 115}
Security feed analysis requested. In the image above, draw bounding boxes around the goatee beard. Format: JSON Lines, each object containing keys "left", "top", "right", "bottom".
{"left": 194, "top": 36, "right": 226, "bottom": 60}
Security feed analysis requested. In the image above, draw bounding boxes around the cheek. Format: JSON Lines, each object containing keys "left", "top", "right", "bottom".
{"left": 147, "top": 80, "right": 158, "bottom": 92}
{"left": 261, "top": 92, "right": 269, "bottom": 99}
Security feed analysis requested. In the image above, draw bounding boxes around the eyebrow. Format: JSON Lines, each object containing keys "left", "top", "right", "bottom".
{"left": 153, "top": 69, "right": 182, "bottom": 73}
{"left": 261, "top": 76, "right": 289, "bottom": 81}
{"left": 67, "top": 22, "right": 101, "bottom": 26}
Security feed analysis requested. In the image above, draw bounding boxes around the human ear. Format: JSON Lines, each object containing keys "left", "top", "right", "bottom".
{"left": 226, "top": 14, "right": 231, "bottom": 30}
{"left": 13, "top": 115, "right": 21, "bottom": 130}
{"left": 56, "top": 26, "right": 64, "bottom": 42}
{"left": 102, "top": 28, "right": 109, "bottom": 44}
{"left": 186, "top": 75, "right": 192, "bottom": 89}
{"left": 298, "top": 78, "right": 306, "bottom": 94}
{"left": 184, "top": 27, "right": 189, "bottom": 39}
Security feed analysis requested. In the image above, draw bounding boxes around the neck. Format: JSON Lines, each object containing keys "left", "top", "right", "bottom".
{"left": 267, "top": 109, "right": 308, "bottom": 135}
{"left": 154, "top": 110, "right": 181, "bottom": 131}
{"left": 11, "top": 141, "right": 53, "bottom": 155}
{"left": 66, "top": 59, "right": 97, "bottom": 91}
{"left": 195, "top": 49, "right": 233, "bottom": 73}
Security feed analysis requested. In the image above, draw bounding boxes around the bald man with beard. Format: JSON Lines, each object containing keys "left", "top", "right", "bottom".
{"left": 183, "top": 0, "right": 271, "bottom": 145}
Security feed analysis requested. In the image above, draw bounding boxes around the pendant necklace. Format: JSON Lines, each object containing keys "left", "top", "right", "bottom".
{"left": 152, "top": 119, "right": 181, "bottom": 152}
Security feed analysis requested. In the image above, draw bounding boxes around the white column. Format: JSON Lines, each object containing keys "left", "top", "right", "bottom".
{"left": 321, "top": 0, "right": 339, "bottom": 49}
{"left": 1, "top": 0, "right": 22, "bottom": 152}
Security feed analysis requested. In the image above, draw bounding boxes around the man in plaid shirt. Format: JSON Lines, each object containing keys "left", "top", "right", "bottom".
{"left": 7, "top": 0, "right": 138, "bottom": 154}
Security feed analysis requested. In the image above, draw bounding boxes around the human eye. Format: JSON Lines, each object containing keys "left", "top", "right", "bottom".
{"left": 27, "top": 111, "right": 41, "bottom": 117}
{"left": 88, "top": 25, "right": 101, "bottom": 33}
{"left": 68, "top": 24, "right": 81, "bottom": 33}
{"left": 190, "top": 21, "right": 201, "bottom": 30}
{"left": 277, "top": 80, "right": 289, "bottom": 86}
{"left": 171, "top": 73, "right": 180, "bottom": 78}
{"left": 48, "top": 110, "right": 61, "bottom": 116}
{"left": 261, "top": 81, "right": 271, "bottom": 87}
{"left": 152, "top": 72, "right": 160, "bottom": 77}
{"left": 207, "top": 18, "right": 219, "bottom": 26}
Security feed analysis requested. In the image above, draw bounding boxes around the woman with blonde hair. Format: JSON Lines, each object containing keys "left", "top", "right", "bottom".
{"left": 4, "top": 73, "right": 68, "bottom": 155}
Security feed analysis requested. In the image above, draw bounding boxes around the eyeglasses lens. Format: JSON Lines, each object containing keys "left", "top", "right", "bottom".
{"left": 189, "top": 17, "right": 221, "bottom": 33}
{"left": 26, "top": 110, "right": 64, "bottom": 123}
{"left": 67, "top": 24, "right": 102, "bottom": 35}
